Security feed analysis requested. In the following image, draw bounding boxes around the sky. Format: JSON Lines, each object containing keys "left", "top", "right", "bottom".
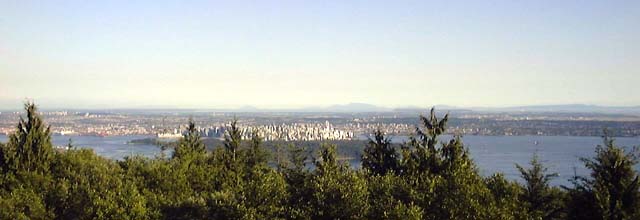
{"left": 1, "top": 0, "right": 639, "bottom": 109}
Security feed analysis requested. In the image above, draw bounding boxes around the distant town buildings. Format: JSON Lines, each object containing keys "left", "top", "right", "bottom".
{"left": 240, "top": 121, "right": 354, "bottom": 141}
{"left": 157, "top": 121, "right": 355, "bottom": 141}
{"left": 1, "top": 111, "right": 640, "bottom": 137}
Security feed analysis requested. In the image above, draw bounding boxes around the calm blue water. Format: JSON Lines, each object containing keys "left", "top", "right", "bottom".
{"left": 1, "top": 134, "right": 639, "bottom": 186}
{"left": 383, "top": 135, "right": 640, "bottom": 186}
{"left": 0, "top": 134, "right": 164, "bottom": 161}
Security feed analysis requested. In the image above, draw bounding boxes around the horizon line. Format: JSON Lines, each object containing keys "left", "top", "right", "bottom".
{"left": 1, "top": 102, "right": 640, "bottom": 112}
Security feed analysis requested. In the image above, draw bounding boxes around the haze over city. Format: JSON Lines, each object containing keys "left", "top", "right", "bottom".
{"left": 2, "top": 0, "right": 639, "bottom": 109}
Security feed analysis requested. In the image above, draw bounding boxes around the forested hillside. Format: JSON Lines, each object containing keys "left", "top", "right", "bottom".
{"left": 1, "top": 103, "right": 639, "bottom": 220}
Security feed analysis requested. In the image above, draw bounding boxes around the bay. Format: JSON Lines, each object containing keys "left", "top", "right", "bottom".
{"left": 0, "top": 134, "right": 164, "bottom": 160}
{"left": 386, "top": 135, "right": 640, "bottom": 186}
{"left": 1, "top": 134, "right": 639, "bottom": 186}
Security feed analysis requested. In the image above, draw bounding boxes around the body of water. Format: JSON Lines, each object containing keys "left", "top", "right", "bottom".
{"left": 391, "top": 135, "right": 640, "bottom": 186}
{"left": 1, "top": 134, "right": 639, "bottom": 186}
{"left": 0, "top": 134, "right": 163, "bottom": 160}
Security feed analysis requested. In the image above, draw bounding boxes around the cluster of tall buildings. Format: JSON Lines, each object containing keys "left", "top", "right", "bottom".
{"left": 245, "top": 121, "right": 354, "bottom": 141}
{"left": 343, "top": 122, "right": 413, "bottom": 136}
{"left": 161, "top": 121, "right": 355, "bottom": 141}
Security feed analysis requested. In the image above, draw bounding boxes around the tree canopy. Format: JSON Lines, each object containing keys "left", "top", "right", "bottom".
{"left": 0, "top": 104, "right": 638, "bottom": 220}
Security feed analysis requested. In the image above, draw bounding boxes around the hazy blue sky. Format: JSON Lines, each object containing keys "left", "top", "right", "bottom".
{"left": 1, "top": 0, "right": 638, "bottom": 109}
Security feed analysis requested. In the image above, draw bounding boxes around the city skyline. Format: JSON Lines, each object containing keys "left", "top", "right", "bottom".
{"left": 2, "top": 1, "right": 639, "bottom": 109}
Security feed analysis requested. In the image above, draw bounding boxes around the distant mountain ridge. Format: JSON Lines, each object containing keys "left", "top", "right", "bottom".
{"left": 282, "top": 104, "right": 635, "bottom": 115}
{"left": 5, "top": 103, "right": 640, "bottom": 115}
{"left": 323, "top": 103, "right": 391, "bottom": 112}
{"left": 314, "top": 103, "right": 640, "bottom": 115}
{"left": 477, "top": 104, "right": 640, "bottom": 115}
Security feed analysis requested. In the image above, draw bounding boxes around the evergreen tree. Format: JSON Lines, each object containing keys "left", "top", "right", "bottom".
{"left": 284, "top": 144, "right": 308, "bottom": 173}
{"left": 485, "top": 173, "right": 527, "bottom": 219}
{"left": 362, "top": 129, "right": 399, "bottom": 176}
{"left": 430, "top": 137, "right": 494, "bottom": 220}
{"left": 172, "top": 118, "right": 205, "bottom": 160}
{"left": 281, "top": 144, "right": 312, "bottom": 219}
{"left": 49, "top": 149, "right": 149, "bottom": 219}
{"left": 400, "top": 108, "right": 448, "bottom": 175}
{"left": 216, "top": 117, "right": 245, "bottom": 191}
{"left": 2, "top": 102, "right": 54, "bottom": 174}
{"left": 224, "top": 118, "right": 242, "bottom": 163}
{"left": 245, "top": 131, "right": 269, "bottom": 170}
{"left": 0, "top": 142, "right": 5, "bottom": 173}
{"left": 516, "top": 153, "right": 565, "bottom": 219}
{"left": 310, "top": 144, "right": 369, "bottom": 219}
{"left": 399, "top": 108, "right": 498, "bottom": 219}
{"left": 0, "top": 187, "right": 53, "bottom": 219}
{"left": 366, "top": 173, "right": 424, "bottom": 220}
{"left": 0, "top": 103, "right": 57, "bottom": 219}
{"left": 567, "top": 134, "right": 640, "bottom": 220}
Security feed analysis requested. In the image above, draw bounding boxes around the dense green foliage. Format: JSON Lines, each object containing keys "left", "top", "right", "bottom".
{"left": 1, "top": 104, "right": 639, "bottom": 219}
{"left": 516, "top": 154, "right": 565, "bottom": 219}
{"left": 362, "top": 129, "right": 399, "bottom": 175}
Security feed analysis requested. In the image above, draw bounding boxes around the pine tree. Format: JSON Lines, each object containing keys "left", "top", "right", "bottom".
{"left": 285, "top": 144, "right": 308, "bottom": 173}
{"left": 172, "top": 118, "right": 205, "bottom": 160}
{"left": 362, "top": 129, "right": 399, "bottom": 175}
{"left": 3, "top": 102, "right": 54, "bottom": 174}
{"left": 245, "top": 131, "right": 269, "bottom": 170}
{"left": 310, "top": 144, "right": 369, "bottom": 219}
{"left": 279, "top": 144, "right": 312, "bottom": 219}
{"left": 0, "top": 142, "right": 5, "bottom": 173}
{"left": 516, "top": 153, "right": 565, "bottom": 219}
{"left": 567, "top": 133, "right": 640, "bottom": 220}
{"left": 224, "top": 118, "right": 242, "bottom": 163}
{"left": 485, "top": 173, "right": 527, "bottom": 219}
{"left": 401, "top": 107, "right": 448, "bottom": 175}
{"left": 399, "top": 108, "right": 497, "bottom": 219}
